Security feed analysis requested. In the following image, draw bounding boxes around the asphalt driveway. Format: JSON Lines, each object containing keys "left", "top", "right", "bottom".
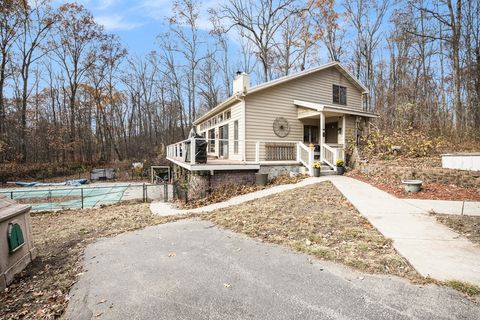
{"left": 65, "top": 220, "right": 479, "bottom": 320}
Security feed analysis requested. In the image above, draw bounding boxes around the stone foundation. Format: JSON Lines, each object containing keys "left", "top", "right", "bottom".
{"left": 357, "top": 162, "right": 480, "bottom": 188}
{"left": 258, "top": 164, "right": 302, "bottom": 180}
{"left": 173, "top": 164, "right": 304, "bottom": 201}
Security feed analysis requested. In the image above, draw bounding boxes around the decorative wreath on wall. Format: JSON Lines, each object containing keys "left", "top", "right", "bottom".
{"left": 273, "top": 117, "right": 290, "bottom": 138}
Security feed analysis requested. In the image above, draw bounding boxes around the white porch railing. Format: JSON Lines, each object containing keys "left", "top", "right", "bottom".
{"left": 297, "top": 142, "right": 314, "bottom": 175}
{"left": 321, "top": 144, "right": 344, "bottom": 168}
{"left": 167, "top": 138, "right": 343, "bottom": 176}
{"left": 166, "top": 137, "right": 204, "bottom": 165}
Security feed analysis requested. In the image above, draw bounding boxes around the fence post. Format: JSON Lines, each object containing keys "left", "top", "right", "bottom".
{"left": 10, "top": 191, "right": 13, "bottom": 200}
{"left": 164, "top": 180, "right": 168, "bottom": 201}
{"left": 143, "top": 183, "right": 146, "bottom": 202}
{"left": 81, "top": 188, "right": 84, "bottom": 209}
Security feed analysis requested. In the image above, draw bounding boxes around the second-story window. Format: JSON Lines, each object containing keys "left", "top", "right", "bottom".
{"left": 333, "top": 85, "right": 347, "bottom": 105}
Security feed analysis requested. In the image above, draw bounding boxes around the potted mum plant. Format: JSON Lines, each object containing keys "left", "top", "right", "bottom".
{"left": 335, "top": 159, "right": 345, "bottom": 175}
{"left": 313, "top": 161, "right": 321, "bottom": 177}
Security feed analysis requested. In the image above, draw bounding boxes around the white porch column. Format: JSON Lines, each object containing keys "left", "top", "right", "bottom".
{"left": 342, "top": 115, "right": 346, "bottom": 145}
{"left": 319, "top": 112, "right": 325, "bottom": 161}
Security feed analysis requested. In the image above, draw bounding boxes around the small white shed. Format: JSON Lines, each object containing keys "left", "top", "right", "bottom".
{"left": 0, "top": 196, "right": 36, "bottom": 290}
{"left": 442, "top": 153, "right": 480, "bottom": 171}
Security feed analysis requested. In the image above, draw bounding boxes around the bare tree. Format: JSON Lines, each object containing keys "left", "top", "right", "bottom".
{"left": 0, "top": 0, "right": 22, "bottom": 136}
{"left": 219, "top": 0, "right": 301, "bottom": 82}
{"left": 344, "top": 0, "right": 389, "bottom": 111}
{"left": 167, "top": 0, "right": 205, "bottom": 124}
{"left": 15, "top": 0, "right": 55, "bottom": 162}
{"left": 51, "top": 3, "right": 104, "bottom": 161}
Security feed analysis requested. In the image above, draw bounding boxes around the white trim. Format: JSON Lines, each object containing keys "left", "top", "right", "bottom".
{"left": 294, "top": 100, "right": 378, "bottom": 118}
{"left": 242, "top": 100, "right": 246, "bottom": 161}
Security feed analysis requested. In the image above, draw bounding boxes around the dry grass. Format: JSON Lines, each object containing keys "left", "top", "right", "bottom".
{"left": 445, "top": 280, "right": 480, "bottom": 297}
{"left": 0, "top": 201, "right": 189, "bottom": 320}
{"left": 435, "top": 214, "right": 480, "bottom": 245}
{"left": 203, "top": 181, "right": 420, "bottom": 279}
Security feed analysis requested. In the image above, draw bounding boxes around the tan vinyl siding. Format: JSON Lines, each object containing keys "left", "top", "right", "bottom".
{"left": 245, "top": 67, "right": 363, "bottom": 160}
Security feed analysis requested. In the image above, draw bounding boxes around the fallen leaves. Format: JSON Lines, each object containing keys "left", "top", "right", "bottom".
{"left": 435, "top": 214, "right": 480, "bottom": 245}
{"left": 178, "top": 175, "right": 309, "bottom": 209}
{"left": 0, "top": 202, "right": 189, "bottom": 320}
{"left": 202, "top": 181, "right": 420, "bottom": 281}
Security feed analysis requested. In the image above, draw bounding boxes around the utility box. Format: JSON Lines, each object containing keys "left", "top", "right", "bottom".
{"left": 0, "top": 196, "right": 36, "bottom": 290}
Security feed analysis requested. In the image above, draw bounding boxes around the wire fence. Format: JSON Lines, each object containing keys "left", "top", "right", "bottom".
{"left": 0, "top": 183, "right": 171, "bottom": 212}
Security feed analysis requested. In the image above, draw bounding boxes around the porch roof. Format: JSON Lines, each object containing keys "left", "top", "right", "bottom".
{"left": 294, "top": 100, "right": 378, "bottom": 119}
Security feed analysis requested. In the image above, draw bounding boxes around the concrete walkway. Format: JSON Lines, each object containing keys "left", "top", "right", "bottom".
{"left": 150, "top": 176, "right": 330, "bottom": 216}
{"left": 65, "top": 220, "right": 480, "bottom": 320}
{"left": 403, "top": 199, "right": 480, "bottom": 216}
{"left": 330, "top": 177, "right": 480, "bottom": 285}
{"left": 150, "top": 175, "right": 480, "bottom": 285}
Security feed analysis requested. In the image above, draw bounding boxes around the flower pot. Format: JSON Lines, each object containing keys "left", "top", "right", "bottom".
{"left": 336, "top": 166, "right": 345, "bottom": 175}
{"left": 402, "top": 180, "right": 423, "bottom": 193}
{"left": 313, "top": 168, "right": 321, "bottom": 177}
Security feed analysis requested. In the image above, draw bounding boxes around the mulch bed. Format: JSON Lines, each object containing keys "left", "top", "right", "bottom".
{"left": 348, "top": 171, "right": 480, "bottom": 201}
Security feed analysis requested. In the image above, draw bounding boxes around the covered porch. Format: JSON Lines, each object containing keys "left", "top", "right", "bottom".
{"left": 294, "top": 100, "right": 377, "bottom": 169}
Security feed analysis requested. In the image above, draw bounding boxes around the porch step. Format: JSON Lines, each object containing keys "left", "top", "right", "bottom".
{"left": 320, "top": 165, "right": 332, "bottom": 171}
{"left": 321, "top": 169, "right": 337, "bottom": 176}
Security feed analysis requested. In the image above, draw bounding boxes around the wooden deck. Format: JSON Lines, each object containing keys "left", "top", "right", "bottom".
{"left": 167, "top": 156, "right": 300, "bottom": 171}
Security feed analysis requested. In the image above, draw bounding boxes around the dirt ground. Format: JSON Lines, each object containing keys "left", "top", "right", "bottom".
{"left": 0, "top": 202, "right": 188, "bottom": 320}
{"left": 348, "top": 171, "right": 480, "bottom": 201}
{"left": 435, "top": 214, "right": 480, "bottom": 245}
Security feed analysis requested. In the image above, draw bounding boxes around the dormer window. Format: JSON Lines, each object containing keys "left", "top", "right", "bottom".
{"left": 333, "top": 85, "right": 347, "bottom": 105}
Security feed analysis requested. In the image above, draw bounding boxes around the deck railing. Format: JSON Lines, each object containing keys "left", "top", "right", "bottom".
{"left": 167, "top": 139, "right": 343, "bottom": 176}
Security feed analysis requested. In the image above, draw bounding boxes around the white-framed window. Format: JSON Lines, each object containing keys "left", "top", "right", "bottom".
{"left": 333, "top": 85, "right": 347, "bottom": 105}
{"left": 234, "top": 120, "right": 239, "bottom": 154}
{"left": 208, "top": 128, "right": 215, "bottom": 153}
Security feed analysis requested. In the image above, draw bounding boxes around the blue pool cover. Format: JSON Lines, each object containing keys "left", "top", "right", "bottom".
{"left": 0, "top": 185, "right": 129, "bottom": 211}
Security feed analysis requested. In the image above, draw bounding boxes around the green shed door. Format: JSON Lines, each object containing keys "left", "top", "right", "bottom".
{"left": 8, "top": 223, "right": 25, "bottom": 253}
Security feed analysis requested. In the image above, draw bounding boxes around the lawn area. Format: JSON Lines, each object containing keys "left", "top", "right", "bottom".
{"left": 202, "top": 181, "right": 421, "bottom": 280}
{"left": 0, "top": 202, "right": 187, "bottom": 320}
{"left": 2, "top": 181, "right": 477, "bottom": 319}
{"left": 435, "top": 214, "right": 480, "bottom": 245}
